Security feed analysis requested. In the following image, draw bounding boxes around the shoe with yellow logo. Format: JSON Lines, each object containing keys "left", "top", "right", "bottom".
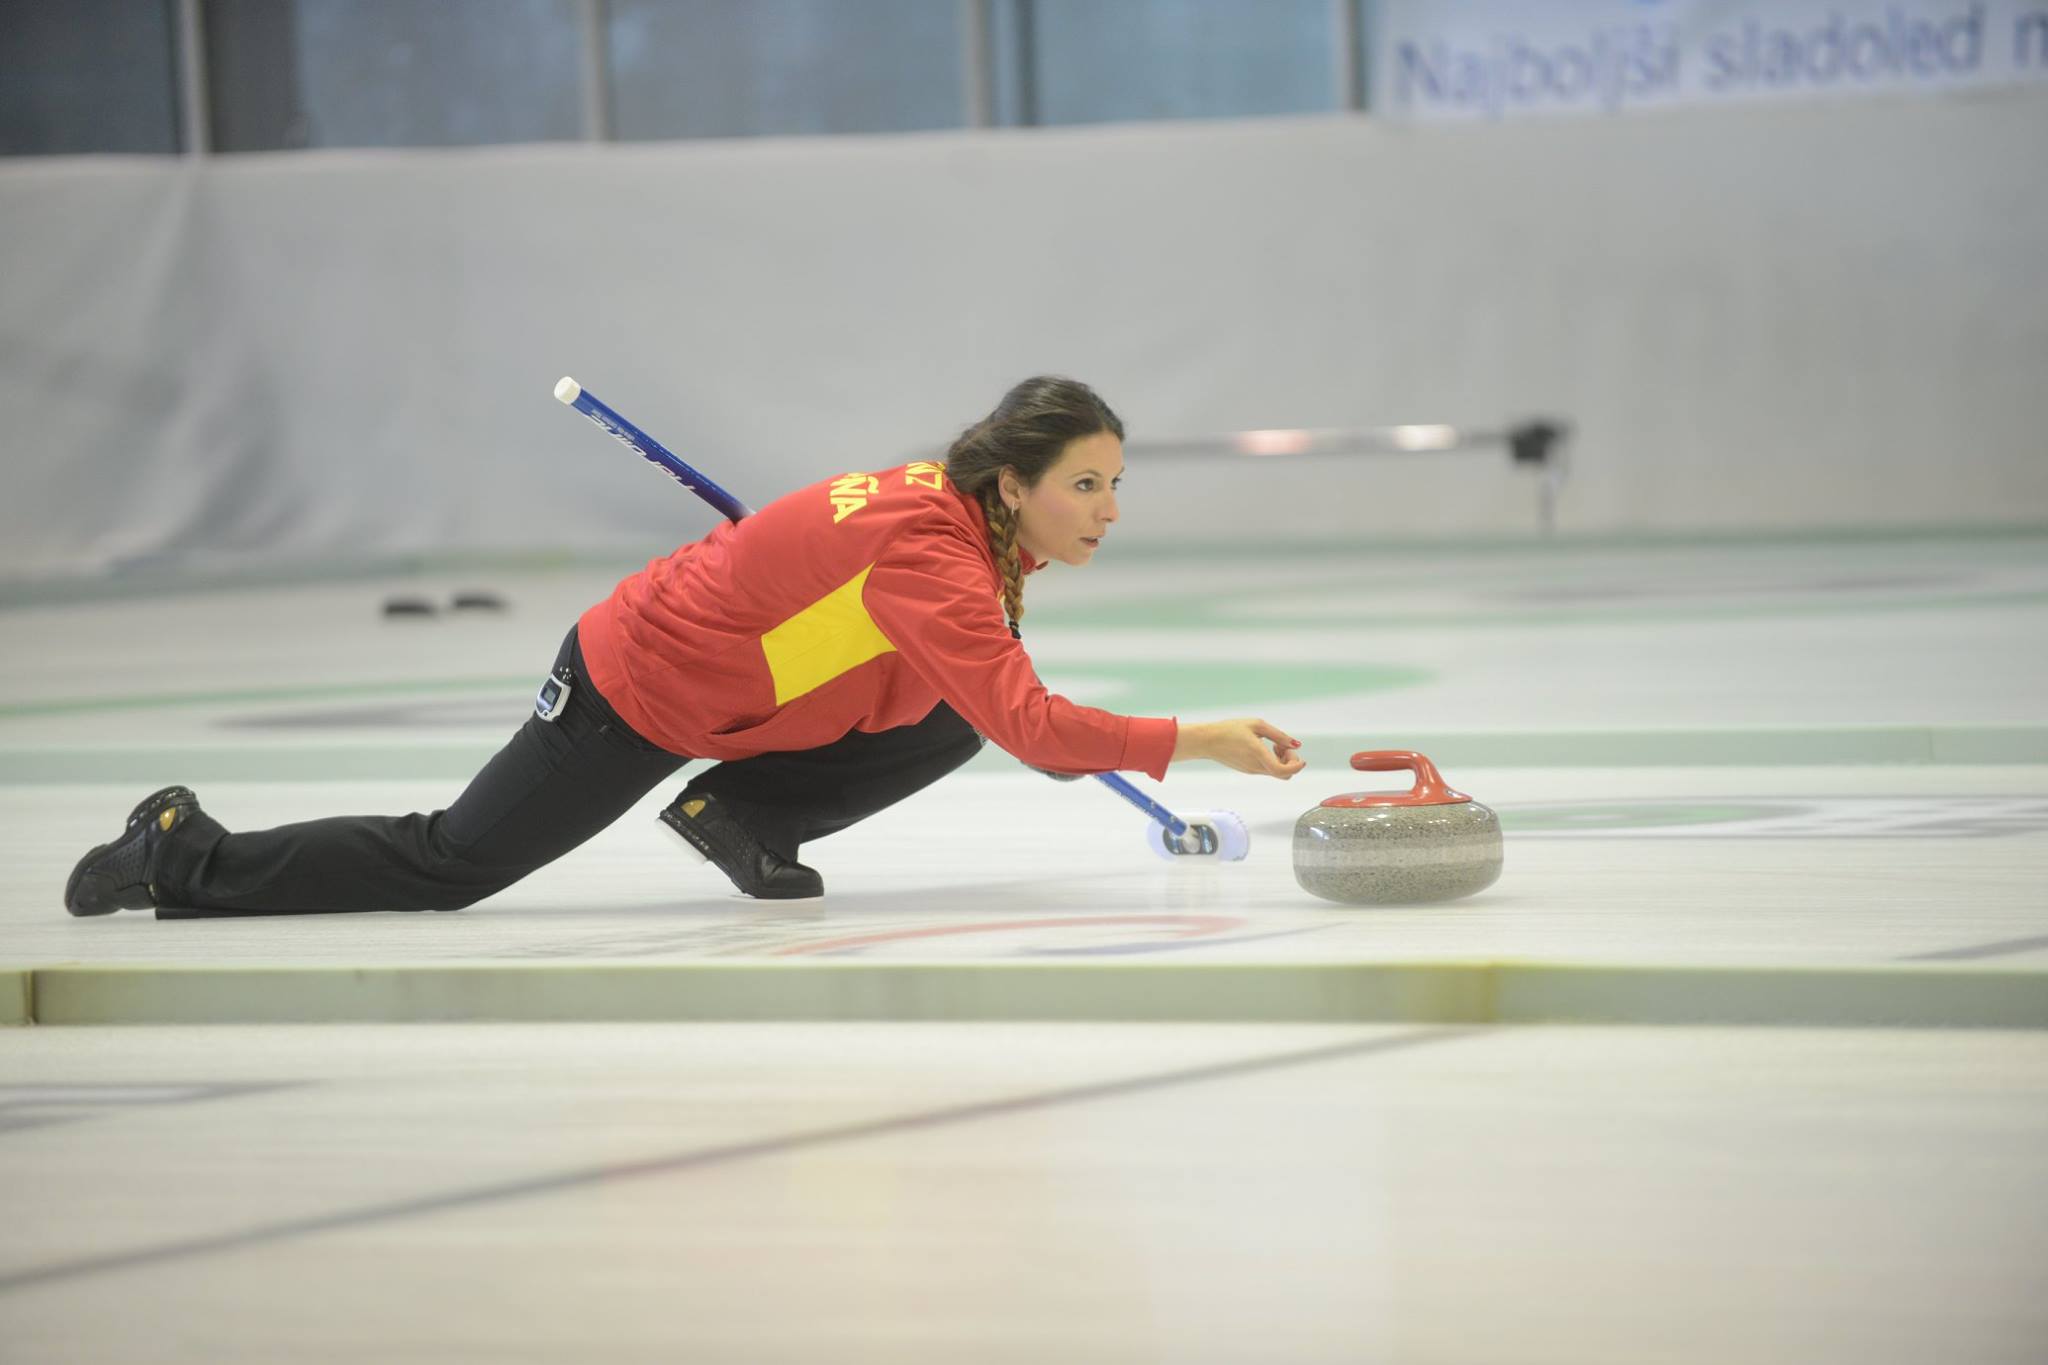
{"left": 657, "top": 792, "right": 823, "bottom": 900}
{"left": 65, "top": 786, "right": 204, "bottom": 917}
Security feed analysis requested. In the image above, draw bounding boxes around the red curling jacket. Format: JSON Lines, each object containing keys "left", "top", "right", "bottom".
{"left": 576, "top": 461, "right": 1178, "bottom": 779}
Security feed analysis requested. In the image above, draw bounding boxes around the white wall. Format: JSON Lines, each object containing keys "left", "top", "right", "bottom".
{"left": 3, "top": 86, "right": 2044, "bottom": 579}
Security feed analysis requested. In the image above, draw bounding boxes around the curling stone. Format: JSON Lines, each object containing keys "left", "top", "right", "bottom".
{"left": 1293, "top": 751, "right": 1501, "bottom": 905}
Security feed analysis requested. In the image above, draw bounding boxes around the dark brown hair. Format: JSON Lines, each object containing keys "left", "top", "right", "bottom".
{"left": 943, "top": 376, "right": 1124, "bottom": 633}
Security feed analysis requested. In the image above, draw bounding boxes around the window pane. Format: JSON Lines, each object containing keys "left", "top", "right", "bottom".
{"left": 1029, "top": 0, "right": 1337, "bottom": 126}
{"left": 0, "top": 0, "right": 180, "bottom": 156}
{"left": 207, "top": 0, "right": 584, "bottom": 152}
{"left": 609, "top": 0, "right": 965, "bottom": 140}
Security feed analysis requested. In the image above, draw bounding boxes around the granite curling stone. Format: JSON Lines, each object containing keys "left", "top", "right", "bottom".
{"left": 1293, "top": 751, "right": 1502, "bottom": 905}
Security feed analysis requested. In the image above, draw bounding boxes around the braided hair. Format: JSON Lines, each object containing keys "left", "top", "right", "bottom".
{"left": 942, "top": 376, "right": 1125, "bottom": 637}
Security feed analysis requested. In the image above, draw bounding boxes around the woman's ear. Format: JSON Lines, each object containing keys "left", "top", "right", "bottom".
{"left": 998, "top": 469, "right": 1021, "bottom": 511}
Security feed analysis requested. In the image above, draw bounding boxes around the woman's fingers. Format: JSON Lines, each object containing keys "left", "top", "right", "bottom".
{"left": 1252, "top": 718, "right": 1300, "bottom": 750}
{"left": 1188, "top": 718, "right": 1305, "bottom": 777}
{"left": 1253, "top": 719, "right": 1303, "bottom": 776}
{"left": 1241, "top": 719, "right": 1305, "bottom": 778}
{"left": 1264, "top": 740, "right": 1306, "bottom": 777}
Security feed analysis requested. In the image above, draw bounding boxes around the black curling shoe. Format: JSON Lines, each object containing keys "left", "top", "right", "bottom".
{"left": 657, "top": 792, "right": 823, "bottom": 900}
{"left": 65, "top": 786, "right": 204, "bottom": 917}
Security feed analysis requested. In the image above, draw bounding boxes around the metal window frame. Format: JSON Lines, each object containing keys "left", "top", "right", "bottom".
{"left": 175, "top": 0, "right": 209, "bottom": 154}
{"left": 169, "top": 0, "right": 1370, "bottom": 157}
{"left": 579, "top": 0, "right": 612, "bottom": 141}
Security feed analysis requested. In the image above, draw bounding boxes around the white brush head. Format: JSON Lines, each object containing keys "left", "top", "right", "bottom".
{"left": 1145, "top": 811, "right": 1250, "bottom": 862}
{"left": 554, "top": 376, "right": 582, "bottom": 404}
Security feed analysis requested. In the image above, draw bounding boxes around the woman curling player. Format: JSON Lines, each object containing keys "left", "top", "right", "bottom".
{"left": 64, "top": 377, "right": 1306, "bottom": 917}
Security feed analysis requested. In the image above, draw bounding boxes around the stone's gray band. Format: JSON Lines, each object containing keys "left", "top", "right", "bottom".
{"left": 1293, "top": 802, "right": 1504, "bottom": 905}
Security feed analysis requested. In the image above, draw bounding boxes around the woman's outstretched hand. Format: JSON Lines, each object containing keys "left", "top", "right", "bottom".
{"left": 1172, "top": 719, "right": 1306, "bottom": 778}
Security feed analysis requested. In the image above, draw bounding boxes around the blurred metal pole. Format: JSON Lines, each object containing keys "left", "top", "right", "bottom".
{"left": 963, "top": 1, "right": 995, "bottom": 128}
{"left": 578, "top": 0, "right": 612, "bottom": 142}
{"left": 1014, "top": 0, "right": 1038, "bottom": 126}
{"left": 176, "top": 0, "right": 210, "bottom": 155}
{"left": 1334, "top": 0, "right": 1365, "bottom": 112}
{"left": 1358, "top": 0, "right": 1378, "bottom": 112}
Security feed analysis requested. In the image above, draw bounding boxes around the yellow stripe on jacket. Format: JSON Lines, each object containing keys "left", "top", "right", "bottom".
{"left": 759, "top": 563, "right": 897, "bottom": 705}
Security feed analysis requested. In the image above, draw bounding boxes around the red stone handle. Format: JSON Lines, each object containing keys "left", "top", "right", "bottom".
{"left": 1321, "top": 751, "right": 1471, "bottom": 808}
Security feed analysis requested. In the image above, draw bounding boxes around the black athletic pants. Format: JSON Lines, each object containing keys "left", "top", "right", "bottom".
{"left": 150, "top": 625, "right": 984, "bottom": 913}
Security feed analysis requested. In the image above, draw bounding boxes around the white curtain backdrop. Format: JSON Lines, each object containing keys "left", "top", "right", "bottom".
{"left": 3, "top": 86, "right": 2044, "bottom": 580}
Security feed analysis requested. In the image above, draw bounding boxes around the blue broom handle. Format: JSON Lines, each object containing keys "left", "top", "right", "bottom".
{"left": 1091, "top": 771, "right": 1189, "bottom": 836}
{"left": 555, "top": 378, "right": 755, "bottom": 522}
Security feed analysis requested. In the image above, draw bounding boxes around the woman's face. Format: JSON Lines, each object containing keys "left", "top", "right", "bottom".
{"left": 1001, "top": 431, "right": 1124, "bottom": 567}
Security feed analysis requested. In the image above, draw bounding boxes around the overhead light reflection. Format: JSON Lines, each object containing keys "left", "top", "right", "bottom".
{"left": 1233, "top": 429, "right": 1313, "bottom": 456}
{"left": 1390, "top": 424, "right": 1459, "bottom": 451}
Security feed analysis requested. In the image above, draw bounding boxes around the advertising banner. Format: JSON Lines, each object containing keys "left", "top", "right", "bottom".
{"left": 1371, "top": 0, "right": 2048, "bottom": 121}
